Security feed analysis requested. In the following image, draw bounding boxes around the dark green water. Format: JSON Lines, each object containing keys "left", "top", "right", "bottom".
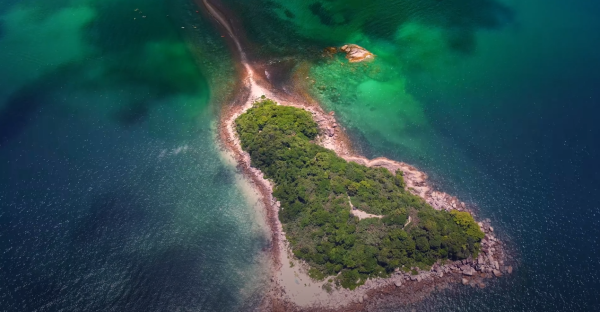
{"left": 1, "top": 0, "right": 599, "bottom": 311}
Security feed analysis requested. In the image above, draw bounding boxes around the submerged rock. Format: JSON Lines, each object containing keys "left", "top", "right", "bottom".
{"left": 324, "top": 46, "right": 338, "bottom": 54}
{"left": 340, "top": 44, "right": 374, "bottom": 63}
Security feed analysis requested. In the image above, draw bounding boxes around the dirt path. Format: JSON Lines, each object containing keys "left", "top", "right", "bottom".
{"left": 348, "top": 196, "right": 383, "bottom": 220}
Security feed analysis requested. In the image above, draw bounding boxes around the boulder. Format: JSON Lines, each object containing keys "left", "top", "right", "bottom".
{"left": 394, "top": 281, "right": 402, "bottom": 287}
{"left": 462, "top": 278, "right": 469, "bottom": 285}
{"left": 493, "top": 269, "right": 502, "bottom": 277}
{"left": 327, "top": 128, "right": 335, "bottom": 137}
{"left": 461, "top": 265, "right": 474, "bottom": 276}
{"left": 507, "top": 266, "right": 513, "bottom": 274}
{"left": 340, "top": 44, "right": 375, "bottom": 63}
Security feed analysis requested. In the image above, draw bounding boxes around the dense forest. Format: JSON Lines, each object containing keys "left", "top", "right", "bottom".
{"left": 235, "top": 99, "right": 484, "bottom": 289}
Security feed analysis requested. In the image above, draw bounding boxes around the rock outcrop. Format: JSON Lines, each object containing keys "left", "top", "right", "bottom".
{"left": 340, "top": 44, "right": 374, "bottom": 63}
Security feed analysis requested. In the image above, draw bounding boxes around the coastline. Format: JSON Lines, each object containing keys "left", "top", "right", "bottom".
{"left": 218, "top": 80, "right": 510, "bottom": 310}
{"left": 200, "top": 0, "right": 511, "bottom": 309}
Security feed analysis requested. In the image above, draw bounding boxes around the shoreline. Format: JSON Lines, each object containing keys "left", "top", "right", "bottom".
{"left": 199, "top": 0, "right": 511, "bottom": 310}
{"left": 219, "top": 81, "right": 510, "bottom": 310}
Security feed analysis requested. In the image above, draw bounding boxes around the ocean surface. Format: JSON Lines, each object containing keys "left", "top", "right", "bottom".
{"left": 0, "top": 0, "right": 269, "bottom": 311}
{"left": 1, "top": 0, "right": 599, "bottom": 311}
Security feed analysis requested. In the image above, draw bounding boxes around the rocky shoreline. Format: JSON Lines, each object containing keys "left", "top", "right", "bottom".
{"left": 219, "top": 86, "right": 510, "bottom": 311}
{"left": 313, "top": 112, "right": 511, "bottom": 287}
{"left": 291, "top": 97, "right": 512, "bottom": 297}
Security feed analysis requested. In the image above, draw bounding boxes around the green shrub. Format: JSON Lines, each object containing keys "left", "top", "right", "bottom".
{"left": 235, "top": 99, "right": 483, "bottom": 289}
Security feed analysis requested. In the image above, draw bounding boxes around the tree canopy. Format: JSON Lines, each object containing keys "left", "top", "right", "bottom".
{"left": 235, "top": 99, "right": 484, "bottom": 289}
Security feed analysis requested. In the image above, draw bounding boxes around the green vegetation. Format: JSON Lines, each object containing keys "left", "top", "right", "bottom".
{"left": 235, "top": 99, "right": 484, "bottom": 289}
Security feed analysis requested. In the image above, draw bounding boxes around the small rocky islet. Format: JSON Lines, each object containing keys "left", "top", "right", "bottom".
{"left": 325, "top": 44, "right": 375, "bottom": 63}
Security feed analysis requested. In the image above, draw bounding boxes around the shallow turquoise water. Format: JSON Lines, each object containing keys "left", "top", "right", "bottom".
{"left": 1, "top": 0, "right": 600, "bottom": 311}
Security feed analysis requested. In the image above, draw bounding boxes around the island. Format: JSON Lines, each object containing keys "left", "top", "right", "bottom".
{"left": 323, "top": 44, "right": 375, "bottom": 63}
{"left": 236, "top": 98, "right": 485, "bottom": 290}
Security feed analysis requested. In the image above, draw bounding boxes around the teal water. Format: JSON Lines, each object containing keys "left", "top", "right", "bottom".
{"left": 2, "top": 0, "right": 600, "bottom": 311}
{"left": 0, "top": 0, "right": 269, "bottom": 311}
